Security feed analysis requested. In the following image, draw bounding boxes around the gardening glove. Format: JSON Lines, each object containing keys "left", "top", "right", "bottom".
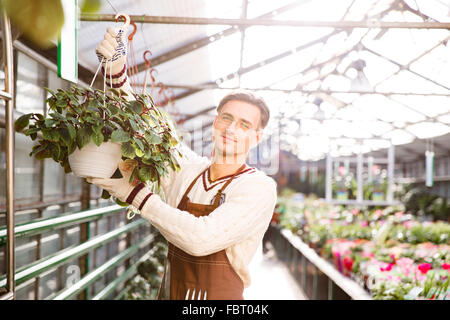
{"left": 95, "top": 26, "right": 128, "bottom": 75}
{"left": 95, "top": 25, "right": 135, "bottom": 99}
{"left": 86, "top": 159, "right": 140, "bottom": 203}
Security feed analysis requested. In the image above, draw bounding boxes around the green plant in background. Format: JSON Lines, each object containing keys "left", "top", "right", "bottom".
{"left": 14, "top": 86, "right": 182, "bottom": 205}
{"left": 1, "top": 0, "right": 101, "bottom": 48}
{"left": 122, "top": 236, "right": 168, "bottom": 300}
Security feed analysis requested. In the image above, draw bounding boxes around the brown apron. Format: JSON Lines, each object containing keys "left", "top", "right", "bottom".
{"left": 157, "top": 164, "right": 247, "bottom": 300}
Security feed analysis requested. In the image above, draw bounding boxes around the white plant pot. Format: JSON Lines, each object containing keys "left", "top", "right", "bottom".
{"left": 68, "top": 140, "right": 122, "bottom": 178}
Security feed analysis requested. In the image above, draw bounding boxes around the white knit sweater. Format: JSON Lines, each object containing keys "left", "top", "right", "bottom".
{"left": 130, "top": 145, "right": 278, "bottom": 288}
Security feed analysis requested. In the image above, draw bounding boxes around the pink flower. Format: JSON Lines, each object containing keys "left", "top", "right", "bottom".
{"left": 442, "top": 263, "right": 450, "bottom": 270}
{"left": 403, "top": 221, "right": 414, "bottom": 229}
{"left": 380, "top": 263, "right": 394, "bottom": 272}
{"left": 394, "top": 211, "right": 404, "bottom": 218}
{"left": 418, "top": 263, "right": 432, "bottom": 274}
{"left": 351, "top": 208, "right": 359, "bottom": 216}
{"left": 360, "top": 221, "right": 368, "bottom": 227}
{"left": 373, "top": 209, "right": 383, "bottom": 218}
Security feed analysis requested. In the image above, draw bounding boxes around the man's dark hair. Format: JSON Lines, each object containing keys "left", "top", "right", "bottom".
{"left": 217, "top": 90, "right": 270, "bottom": 129}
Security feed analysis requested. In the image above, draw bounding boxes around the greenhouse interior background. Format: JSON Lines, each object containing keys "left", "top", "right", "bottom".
{"left": 0, "top": 0, "right": 449, "bottom": 301}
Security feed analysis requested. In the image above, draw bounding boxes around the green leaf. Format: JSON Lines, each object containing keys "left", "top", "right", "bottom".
{"left": 135, "top": 148, "right": 144, "bottom": 158}
{"left": 92, "top": 130, "right": 104, "bottom": 146}
{"left": 76, "top": 127, "right": 91, "bottom": 149}
{"left": 45, "top": 118, "right": 57, "bottom": 127}
{"left": 101, "top": 189, "right": 111, "bottom": 199}
{"left": 14, "top": 114, "right": 31, "bottom": 132}
{"left": 67, "top": 142, "right": 76, "bottom": 157}
{"left": 169, "top": 136, "right": 179, "bottom": 147}
{"left": 29, "top": 143, "right": 47, "bottom": 157}
{"left": 111, "top": 129, "right": 131, "bottom": 143}
{"left": 24, "top": 127, "right": 40, "bottom": 136}
{"left": 92, "top": 124, "right": 103, "bottom": 135}
{"left": 138, "top": 167, "right": 152, "bottom": 182}
{"left": 58, "top": 128, "right": 72, "bottom": 146}
{"left": 115, "top": 198, "right": 129, "bottom": 207}
{"left": 42, "top": 128, "right": 60, "bottom": 142}
{"left": 49, "top": 143, "right": 61, "bottom": 161}
{"left": 129, "top": 118, "right": 139, "bottom": 131}
{"left": 109, "top": 105, "right": 120, "bottom": 116}
{"left": 121, "top": 142, "right": 135, "bottom": 159}
{"left": 88, "top": 100, "right": 100, "bottom": 113}
{"left": 145, "top": 132, "right": 162, "bottom": 144}
{"left": 127, "top": 101, "right": 143, "bottom": 114}
{"left": 133, "top": 137, "right": 145, "bottom": 151}
{"left": 67, "top": 123, "right": 77, "bottom": 139}
{"left": 35, "top": 148, "right": 51, "bottom": 160}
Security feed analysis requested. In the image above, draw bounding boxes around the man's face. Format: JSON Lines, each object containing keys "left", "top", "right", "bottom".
{"left": 212, "top": 100, "right": 263, "bottom": 162}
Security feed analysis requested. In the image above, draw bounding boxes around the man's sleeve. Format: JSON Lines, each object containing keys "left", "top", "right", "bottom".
{"left": 129, "top": 176, "right": 278, "bottom": 256}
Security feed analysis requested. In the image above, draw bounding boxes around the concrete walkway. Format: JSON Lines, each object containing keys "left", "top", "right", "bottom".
{"left": 244, "top": 242, "right": 307, "bottom": 300}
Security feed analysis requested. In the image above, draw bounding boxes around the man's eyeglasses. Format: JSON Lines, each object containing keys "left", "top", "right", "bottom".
{"left": 215, "top": 113, "right": 255, "bottom": 131}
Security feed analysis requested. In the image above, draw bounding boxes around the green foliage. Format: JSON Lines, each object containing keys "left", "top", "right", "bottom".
{"left": 2, "top": 0, "right": 64, "bottom": 48}
{"left": 122, "top": 238, "right": 168, "bottom": 300}
{"left": 15, "top": 86, "right": 182, "bottom": 201}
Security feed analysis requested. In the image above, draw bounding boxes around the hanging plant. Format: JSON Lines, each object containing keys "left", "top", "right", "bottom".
{"left": 14, "top": 85, "right": 182, "bottom": 205}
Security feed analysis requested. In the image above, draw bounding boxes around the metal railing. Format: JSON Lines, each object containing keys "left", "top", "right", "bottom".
{"left": 0, "top": 205, "right": 123, "bottom": 245}
{"left": 272, "top": 226, "right": 372, "bottom": 300}
{"left": 48, "top": 233, "right": 154, "bottom": 300}
{"left": 0, "top": 206, "right": 153, "bottom": 299}
{"left": 0, "top": 9, "right": 15, "bottom": 300}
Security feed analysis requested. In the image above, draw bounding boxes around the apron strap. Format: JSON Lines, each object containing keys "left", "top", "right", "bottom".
{"left": 213, "top": 164, "right": 247, "bottom": 207}
{"left": 179, "top": 166, "right": 209, "bottom": 203}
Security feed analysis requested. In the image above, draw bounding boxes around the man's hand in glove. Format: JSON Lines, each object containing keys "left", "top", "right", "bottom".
{"left": 95, "top": 26, "right": 128, "bottom": 76}
{"left": 87, "top": 159, "right": 140, "bottom": 203}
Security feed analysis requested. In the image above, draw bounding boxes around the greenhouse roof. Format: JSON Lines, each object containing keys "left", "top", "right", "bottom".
{"left": 77, "top": 0, "right": 450, "bottom": 161}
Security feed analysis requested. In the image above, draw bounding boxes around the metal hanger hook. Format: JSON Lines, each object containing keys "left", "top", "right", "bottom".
{"left": 115, "top": 12, "right": 130, "bottom": 30}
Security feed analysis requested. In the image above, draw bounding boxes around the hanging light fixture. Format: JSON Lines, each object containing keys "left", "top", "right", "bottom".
{"left": 348, "top": 59, "right": 373, "bottom": 92}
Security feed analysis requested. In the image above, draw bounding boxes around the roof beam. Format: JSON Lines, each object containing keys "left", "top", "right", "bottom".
{"left": 119, "top": 1, "right": 309, "bottom": 74}
{"left": 159, "top": 3, "right": 399, "bottom": 106}
{"left": 177, "top": 106, "right": 217, "bottom": 124}
{"left": 363, "top": 45, "right": 450, "bottom": 91}
{"left": 144, "top": 84, "right": 450, "bottom": 97}
{"left": 153, "top": 29, "right": 341, "bottom": 105}
{"left": 80, "top": 14, "right": 450, "bottom": 29}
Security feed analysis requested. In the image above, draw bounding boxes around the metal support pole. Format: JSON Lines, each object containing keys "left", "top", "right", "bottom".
{"left": 357, "top": 150, "right": 363, "bottom": 203}
{"left": 1, "top": 9, "right": 15, "bottom": 301}
{"left": 301, "top": 255, "right": 307, "bottom": 289}
{"left": 326, "top": 153, "right": 332, "bottom": 202}
{"left": 328, "top": 278, "right": 334, "bottom": 300}
{"left": 77, "top": 181, "right": 91, "bottom": 300}
{"left": 387, "top": 144, "right": 395, "bottom": 203}
{"left": 313, "top": 266, "right": 318, "bottom": 300}
{"left": 79, "top": 14, "right": 450, "bottom": 29}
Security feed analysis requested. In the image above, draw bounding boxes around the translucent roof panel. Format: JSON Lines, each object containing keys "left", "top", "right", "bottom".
{"left": 409, "top": 43, "right": 450, "bottom": 89}
{"left": 389, "top": 95, "right": 450, "bottom": 118}
{"left": 351, "top": 94, "right": 426, "bottom": 123}
{"left": 75, "top": 0, "right": 450, "bottom": 161}
{"left": 406, "top": 122, "right": 450, "bottom": 139}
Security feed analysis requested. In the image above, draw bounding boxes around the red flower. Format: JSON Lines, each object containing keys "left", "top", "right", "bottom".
{"left": 380, "top": 263, "right": 394, "bottom": 272}
{"left": 343, "top": 256, "right": 353, "bottom": 271}
{"left": 418, "top": 263, "right": 432, "bottom": 274}
{"left": 442, "top": 263, "right": 450, "bottom": 270}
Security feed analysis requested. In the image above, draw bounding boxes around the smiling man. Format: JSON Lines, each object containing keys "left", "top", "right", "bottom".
{"left": 88, "top": 27, "right": 278, "bottom": 300}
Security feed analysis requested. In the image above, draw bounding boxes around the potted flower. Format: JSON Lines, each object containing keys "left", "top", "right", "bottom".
{"left": 14, "top": 85, "right": 182, "bottom": 205}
